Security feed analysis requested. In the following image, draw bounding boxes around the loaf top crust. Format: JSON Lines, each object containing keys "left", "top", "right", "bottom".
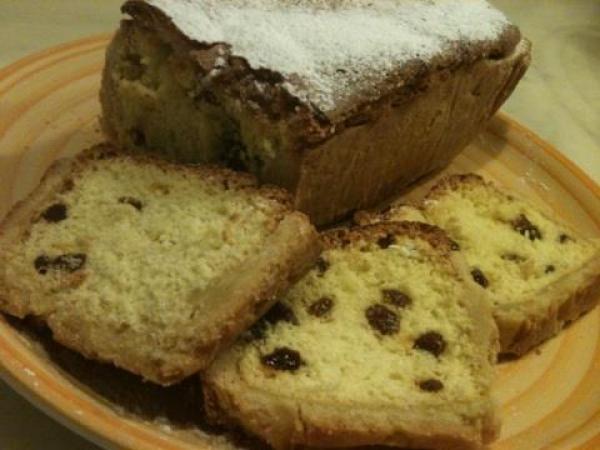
{"left": 122, "top": 0, "right": 520, "bottom": 121}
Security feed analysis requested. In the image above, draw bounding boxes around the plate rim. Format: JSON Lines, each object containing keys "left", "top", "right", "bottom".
{"left": 0, "top": 38, "right": 598, "bottom": 450}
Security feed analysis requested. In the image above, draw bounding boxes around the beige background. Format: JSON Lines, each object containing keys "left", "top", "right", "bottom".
{"left": 0, "top": 1, "right": 598, "bottom": 448}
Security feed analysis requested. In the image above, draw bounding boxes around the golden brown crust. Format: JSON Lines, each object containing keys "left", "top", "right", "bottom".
{"left": 321, "top": 221, "right": 457, "bottom": 255}
{"left": 203, "top": 381, "right": 495, "bottom": 450}
{"left": 425, "top": 173, "right": 493, "bottom": 202}
{"left": 203, "top": 221, "right": 500, "bottom": 450}
{"left": 496, "top": 254, "right": 600, "bottom": 356}
{"left": 353, "top": 203, "right": 426, "bottom": 227}
{"left": 0, "top": 143, "right": 320, "bottom": 385}
{"left": 0, "top": 157, "right": 82, "bottom": 318}
{"left": 79, "top": 143, "right": 295, "bottom": 210}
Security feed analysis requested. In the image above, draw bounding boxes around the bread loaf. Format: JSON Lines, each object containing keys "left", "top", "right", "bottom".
{"left": 101, "top": 0, "right": 531, "bottom": 225}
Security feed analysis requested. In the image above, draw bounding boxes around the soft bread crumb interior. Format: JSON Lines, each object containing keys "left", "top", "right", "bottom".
{"left": 229, "top": 234, "right": 492, "bottom": 421}
{"left": 107, "top": 23, "right": 290, "bottom": 178}
{"left": 6, "top": 158, "right": 284, "bottom": 330}
{"left": 423, "top": 184, "right": 598, "bottom": 306}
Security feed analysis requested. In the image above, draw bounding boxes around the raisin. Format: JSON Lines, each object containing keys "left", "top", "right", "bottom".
{"left": 345, "top": 114, "right": 370, "bottom": 128}
{"left": 264, "top": 302, "right": 298, "bottom": 326}
{"left": 246, "top": 320, "right": 268, "bottom": 341}
{"left": 366, "top": 304, "right": 399, "bottom": 335}
{"left": 418, "top": 378, "right": 444, "bottom": 392}
{"left": 34, "top": 255, "right": 52, "bottom": 275}
{"left": 449, "top": 240, "right": 460, "bottom": 251}
{"left": 545, "top": 265, "right": 556, "bottom": 274}
{"left": 53, "top": 253, "right": 86, "bottom": 273}
{"left": 471, "top": 268, "right": 489, "bottom": 288}
{"left": 118, "top": 196, "right": 143, "bottom": 211}
{"left": 502, "top": 253, "right": 525, "bottom": 263}
{"left": 559, "top": 234, "right": 571, "bottom": 243}
{"left": 307, "top": 297, "right": 333, "bottom": 317}
{"left": 414, "top": 331, "right": 446, "bottom": 357}
{"left": 129, "top": 128, "right": 146, "bottom": 146}
{"left": 41, "top": 203, "right": 67, "bottom": 223}
{"left": 261, "top": 347, "right": 304, "bottom": 371}
{"left": 34, "top": 253, "right": 86, "bottom": 275}
{"left": 511, "top": 214, "right": 542, "bottom": 241}
{"left": 315, "top": 257, "right": 329, "bottom": 276}
{"left": 62, "top": 179, "right": 75, "bottom": 192}
{"left": 382, "top": 289, "right": 412, "bottom": 308}
{"left": 377, "top": 234, "right": 396, "bottom": 249}
{"left": 245, "top": 302, "right": 297, "bottom": 341}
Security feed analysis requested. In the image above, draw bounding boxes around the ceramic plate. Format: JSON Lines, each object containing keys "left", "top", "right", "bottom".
{"left": 0, "top": 35, "right": 598, "bottom": 450}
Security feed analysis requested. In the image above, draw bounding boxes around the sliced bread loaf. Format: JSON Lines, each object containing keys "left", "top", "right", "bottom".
{"left": 356, "top": 174, "right": 600, "bottom": 356}
{"left": 0, "top": 144, "right": 320, "bottom": 385}
{"left": 203, "top": 222, "right": 499, "bottom": 450}
{"left": 102, "top": 0, "right": 529, "bottom": 225}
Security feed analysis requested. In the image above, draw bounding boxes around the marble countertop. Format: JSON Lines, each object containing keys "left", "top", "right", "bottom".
{"left": 0, "top": 1, "right": 598, "bottom": 449}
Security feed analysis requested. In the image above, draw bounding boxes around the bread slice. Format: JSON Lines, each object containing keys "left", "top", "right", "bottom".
{"left": 0, "top": 144, "right": 320, "bottom": 385}
{"left": 203, "top": 222, "right": 499, "bottom": 450}
{"left": 355, "top": 174, "right": 600, "bottom": 356}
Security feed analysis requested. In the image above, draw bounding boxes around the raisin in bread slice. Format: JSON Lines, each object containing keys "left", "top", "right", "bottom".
{"left": 203, "top": 222, "right": 499, "bottom": 450}
{"left": 0, "top": 144, "right": 319, "bottom": 385}
{"left": 356, "top": 174, "right": 600, "bottom": 356}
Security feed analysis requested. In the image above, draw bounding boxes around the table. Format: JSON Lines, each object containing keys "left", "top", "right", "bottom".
{"left": 0, "top": 1, "right": 598, "bottom": 448}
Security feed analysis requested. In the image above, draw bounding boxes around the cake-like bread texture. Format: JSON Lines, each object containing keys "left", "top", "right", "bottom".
{"left": 203, "top": 222, "right": 500, "bottom": 450}
{"left": 101, "top": 0, "right": 531, "bottom": 225}
{"left": 355, "top": 174, "right": 600, "bottom": 356}
{"left": 0, "top": 144, "right": 320, "bottom": 385}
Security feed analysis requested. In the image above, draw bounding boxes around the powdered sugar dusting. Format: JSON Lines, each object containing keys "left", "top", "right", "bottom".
{"left": 144, "top": 0, "right": 511, "bottom": 112}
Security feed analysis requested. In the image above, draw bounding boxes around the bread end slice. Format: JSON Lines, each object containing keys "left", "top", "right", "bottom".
{"left": 0, "top": 144, "right": 320, "bottom": 384}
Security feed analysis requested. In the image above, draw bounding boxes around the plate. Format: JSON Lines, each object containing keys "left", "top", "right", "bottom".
{"left": 0, "top": 35, "right": 598, "bottom": 450}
